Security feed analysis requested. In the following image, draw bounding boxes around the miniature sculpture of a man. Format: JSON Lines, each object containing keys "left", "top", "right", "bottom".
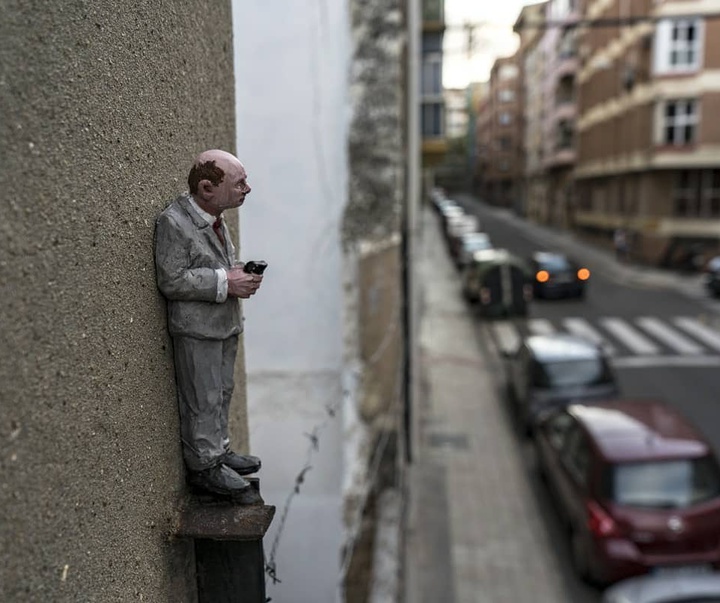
{"left": 155, "top": 149, "right": 264, "bottom": 504}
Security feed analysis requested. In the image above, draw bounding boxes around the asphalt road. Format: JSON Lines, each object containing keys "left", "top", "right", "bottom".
{"left": 449, "top": 194, "right": 720, "bottom": 602}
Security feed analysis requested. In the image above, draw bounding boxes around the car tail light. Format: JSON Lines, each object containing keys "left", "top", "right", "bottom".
{"left": 536, "top": 270, "right": 549, "bottom": 283}
{"left": 577, "top": 268, "right": 591, "bottom": 281}
{"left": 480, "top": 287, "right": 490, "bottom": 304}
{"left": 586, "top": 501, "right": 622, "bottom": 538}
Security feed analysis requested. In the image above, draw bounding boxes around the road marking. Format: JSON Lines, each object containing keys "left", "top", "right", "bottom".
{"left": 636, "top": 317, "right": 705, "bottom": 355}
{"left": 490, "top": 321, "right": 520, "bottom": 354}
{"left": 526, "top": 319, "right": 556, "bottom": 336}
{"left": 613, "top": 355, "right": 720, "bottom": 368}
{"left": 600, "top": 317, "right": 660, "bottom": 355}
{"left": 563, "top": 318, "right": 617, "bottom": 356}
{"left": 674, "top": 317, "right": 720, "bottom": 353}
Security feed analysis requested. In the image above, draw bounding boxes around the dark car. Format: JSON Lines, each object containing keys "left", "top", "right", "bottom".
{"left": 535, "top": 400, "right": 720, "bottom": 586}
{"left": 462, "top": 248, "right": 532, "bottom": 317}
{"left": 705, "top": 256, "right": 720, "bottom": 298}
{"left": 530, "top": 251, "right": 590, "bottom": 299}
{"left": 504, "top": 334, "right": 618, "bottom": 433}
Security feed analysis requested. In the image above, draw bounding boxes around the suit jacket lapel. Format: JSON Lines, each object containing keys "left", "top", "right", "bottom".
{"left": 178, "top": 194, "right": 230, "bottom": 263}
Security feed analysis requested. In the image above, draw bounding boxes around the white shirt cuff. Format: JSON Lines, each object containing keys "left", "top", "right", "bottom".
{"left": 216, "top": 269, "right": 228, "bottom": 303}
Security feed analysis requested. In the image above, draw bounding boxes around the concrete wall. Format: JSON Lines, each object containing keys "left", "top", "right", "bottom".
{"left": 0, "top": 2, "right": 237, "bottom": 601}
{"left": 232, "top": 0, "right": 408, "bottom": 601}
{"left": 232, "top": 1, "right": 349, "bottom": 601}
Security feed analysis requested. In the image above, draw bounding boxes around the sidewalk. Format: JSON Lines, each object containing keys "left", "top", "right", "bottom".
{"left": 404, "top": 209, "right": 571, "bottom": 603}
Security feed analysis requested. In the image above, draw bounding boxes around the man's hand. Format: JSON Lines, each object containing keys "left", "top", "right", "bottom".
{"left": 227, "top": 266, "right": 262, "bottom": 299}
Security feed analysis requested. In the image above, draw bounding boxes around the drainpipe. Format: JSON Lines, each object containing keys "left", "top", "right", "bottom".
{"left": 404, "top": 0, "right": 420, "bottom": 464}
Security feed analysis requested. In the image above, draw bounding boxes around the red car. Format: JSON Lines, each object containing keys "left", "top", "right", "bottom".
{"left": 534, "top": 400, "right": 720, "bottom": 586}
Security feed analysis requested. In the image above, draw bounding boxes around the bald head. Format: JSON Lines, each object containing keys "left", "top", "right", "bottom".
{"left": 188, "top": 149, "right": 251, "bottom": 216}
{"left": 194, "top": 149, "right": 239, "bottom": 169}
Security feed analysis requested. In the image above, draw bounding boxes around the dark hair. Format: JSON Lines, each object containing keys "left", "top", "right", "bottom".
{"left": 188, "top": 160, "right": 225, "bottom": 194}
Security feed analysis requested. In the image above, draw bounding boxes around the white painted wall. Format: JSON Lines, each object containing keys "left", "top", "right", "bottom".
{"left": 232, "top": 2, "right": 350, "bottom": 601}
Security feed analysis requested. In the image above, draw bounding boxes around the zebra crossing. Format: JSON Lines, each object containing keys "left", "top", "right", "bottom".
{"left": 489, "top": 315, "right": 720, "bottom": 368}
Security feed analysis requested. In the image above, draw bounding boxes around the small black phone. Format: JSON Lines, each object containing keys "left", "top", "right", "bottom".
{"left": 243, "top": 260, "right": 268, "bottom": 275}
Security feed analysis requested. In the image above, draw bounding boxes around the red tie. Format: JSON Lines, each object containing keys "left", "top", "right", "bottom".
{"left": 212, "top": 217, "right": 225, "bottom": 247}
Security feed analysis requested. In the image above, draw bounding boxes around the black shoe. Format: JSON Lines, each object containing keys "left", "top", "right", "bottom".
{"left": 222, "top": 451, "right": 262, "bottom": 475}
{"left": 231, "top": 485, "right": 264, "bottom": 506}
{"left": 187, "top": 464, "right": 250, "bottom": 498}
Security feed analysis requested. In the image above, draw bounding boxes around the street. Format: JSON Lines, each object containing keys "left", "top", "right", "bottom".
{"left": 406, "top": 194, "right": 720, "bottom": 603}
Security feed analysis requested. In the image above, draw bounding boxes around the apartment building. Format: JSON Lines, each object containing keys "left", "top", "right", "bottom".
{"left": 575, "top": 0, "right": 720, "bottom": 266}
{"left": 536, "top": 0, "right": 584, "bottom": 227}
{"left": 515, "top": 2, "right": 549, "bottom": 219}
{"left": 476, "top": 55, "right": 523, "bottom": 209}
{"left": 445, "top": 87, "right": 470, "bottom": 139}
{"left": 422, "top": 0, "right": 448, "bottom": 177}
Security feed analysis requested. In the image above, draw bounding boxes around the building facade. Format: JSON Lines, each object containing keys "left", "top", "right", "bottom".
{"left": 476, "top": 55, "right": 523, "bottom": 209}
{"left": 515, "top": 2, "right": 549, "bottom": 218}
{"left": 575, "top": 0, "right": 720, "bottom": 266}
{"left": 538, "top": 0, "right": 583, "bottom": 228}
{"left": 422, "top": 0, "right": 448, "bottom": 187}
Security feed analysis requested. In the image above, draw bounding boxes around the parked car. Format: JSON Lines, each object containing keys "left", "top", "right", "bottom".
{"left": 705, "top": 255, "right": 720, "bottom": 298}
{"left": 438, "top": 203, "right": 465, "bottom": 234}
{"left": 454, "top": 232, "right": 493, "bottom": 268}
{"left": 446, "top": 215, "right": 481, "bottom": 256}
{"left": 504, "top": 334, "right": 618, "bottom": 433}
{"left": 529, "top": 251, "right": 590, "bottom": 299}
{"left": 603, "top": 571, "right": 720, "bottom": 603}
{"left": 535, "top": 400, "right": 720, "bottom": 586}
{"left": 462, "top": 249, "right": 531, "bottom": 315}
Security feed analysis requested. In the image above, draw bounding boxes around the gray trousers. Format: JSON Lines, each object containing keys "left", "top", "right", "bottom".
{"left": 172, "top": 335, "right": 238, "bottom": 471}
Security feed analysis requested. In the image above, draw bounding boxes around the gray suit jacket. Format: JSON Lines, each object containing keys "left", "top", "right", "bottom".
{"left": 155, "top": 193, "right": 242, "bottom": 340}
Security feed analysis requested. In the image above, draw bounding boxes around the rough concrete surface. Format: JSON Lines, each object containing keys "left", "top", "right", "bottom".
{"left": 0, "top": 2, "right": 239, "bottom": 601}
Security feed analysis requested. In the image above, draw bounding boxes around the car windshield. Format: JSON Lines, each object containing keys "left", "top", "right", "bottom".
{"left": 607, "top": 456, "right": 720, "bottom": 509}
{"left": 533, "top": 358, "right": 612, "bottom": 388}
{"left": 465, "top": 237, "right": 491, "bottom": 251}
{"left": 538, "top": 256, "right": 572, "bottom": 272}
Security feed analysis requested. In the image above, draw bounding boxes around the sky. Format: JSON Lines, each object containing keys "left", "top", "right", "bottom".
{"left": 443, "top": 0, "right": 541, "bottom": 88}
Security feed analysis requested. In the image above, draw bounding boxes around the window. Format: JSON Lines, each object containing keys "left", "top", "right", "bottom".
{"left": 499, "top": 64, "right": 518, "bottom": 81}
{"left": 557, "top": 119, "right": 574, "bottom": 150}
{"left": 498, "top": 160, "right": 510, "bottom": 172}
{"left": 558, "top": 28, "right": 577, "bottom": 59}
{"left": 422, "top": 0, "right": 444, "bottom": 22}
{"left": 673, "top": 170, "right": 720, "bottom": 217}
{"left": 421, "top": 53, "right": 443, "bottom": 98}
{"left": 661, "top": 100, "right": 698, "bottom": 146}
{"left": 533, "top": 358, "right": 613, "bottom": 388}
{"left": 421, "top": 102, "right": 444, "bottom": 137}
{"left": 608, "top": 457, "right": 720, "bottom": 508}
{"left": 498, "top": 136, "right": 511, "bottom": 151}
{"left": 498, "top": 89, "right": 515, "bottom": 103}
{"left": 654, "top": 18, "right": 703, "bottom": 74}
{"left": 499, "top": 112, "right": 512, "bottom": 126}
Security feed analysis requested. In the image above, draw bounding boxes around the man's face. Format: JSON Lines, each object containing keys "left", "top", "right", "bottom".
{"left": 208, "top": 160, "right": 251, "bottom": 214}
